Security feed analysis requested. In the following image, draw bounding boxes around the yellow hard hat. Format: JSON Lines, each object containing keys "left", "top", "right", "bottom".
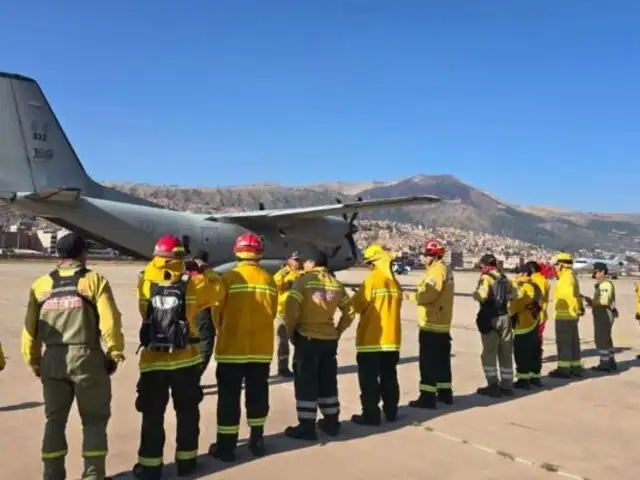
{"left": 553, "top": 252, "right": 573, "bottom": 263}
{"left": 363, "top": 243, "right": 388, "bottom": 263}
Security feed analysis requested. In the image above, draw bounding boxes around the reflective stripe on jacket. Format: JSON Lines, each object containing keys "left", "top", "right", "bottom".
{"left": 509, "top": 278, "right": 541, "bottom": 334}
{"left": 409, "top": 259, "right": 454, "bottom": 333}
{"left": 552, "top": 267, "right": 583, "bottom": 320}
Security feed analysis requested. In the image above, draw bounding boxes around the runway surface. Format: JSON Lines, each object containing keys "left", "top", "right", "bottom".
{"left": 1, "top": 262, "right": 639, "bottom": 479}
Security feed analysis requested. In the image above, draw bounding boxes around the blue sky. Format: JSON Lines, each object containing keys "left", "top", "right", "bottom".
{"left": 2, "top": 1, "right": 639, "bottom": 212}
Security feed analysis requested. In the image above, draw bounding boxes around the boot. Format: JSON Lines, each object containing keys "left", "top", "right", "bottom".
{"left": 570, "top": 367, "right": 585, "bottom": 377}
{"left": 476, "top": 383, "right": 501, "bottom": 398}
{"left": 437, "top": 389, "right": 454, "bottom": 405}
{"left": 317, "top": 415, "right": 341, "bottom": 437}
{"left": 284, "top": 420, "right": 318, "bottom": 441}
{"left": 408, "top": 393, "right": 436, "bottom": 409}
{"left": 530, "top": 377, "right": 544, "bottom": 388}
{"left": 383, "top": 406, "right": 398, "bottom": 422}
{"left": 208, "top": 443, "right": 236, "bottom": 463}
{"left": 513, "top": 379, "right": 531, "bottom": 390}
{"left": 499, "top": 386, "right": 515, "bottom": 396}
{"left": 548, "top": 368, "right": 571, "bottom": 379}
{"left": 609, "top": 358, "right": 618, "bottom": 371}
{"left": 350, "top": 413, "right": 381, "bottom": 426}
{"left": 132, "top": 464, "right": 162, "bottom": 480}
{"left": 278, "top": 367, "right": 294, "bottom": 378}
{"left": 248, "top": 426, "right": 266, "bottom": 457}
{"left": 591, "top": 363, "right": 613, "bottom": 372}
{"left": 176, "top": 459, "right": 197, "bottom": 477}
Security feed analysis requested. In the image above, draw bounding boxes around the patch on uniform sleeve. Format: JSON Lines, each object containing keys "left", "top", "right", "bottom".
{"left": 426, "top": 277, "right": 437, "bottom": 286}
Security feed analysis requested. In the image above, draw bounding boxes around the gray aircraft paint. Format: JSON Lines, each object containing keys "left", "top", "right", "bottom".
{"left": 0, "top": 72, "right": 441, "bottom": 274}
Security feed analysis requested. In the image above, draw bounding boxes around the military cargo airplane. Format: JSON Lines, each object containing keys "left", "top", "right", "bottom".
{"left": 572, "top": 254, "right": 626, "bottom": 279}
{"left": 0, "top": 72, "right": 442, "bottom": 273}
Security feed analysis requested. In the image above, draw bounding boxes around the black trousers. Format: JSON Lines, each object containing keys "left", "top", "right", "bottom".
{"left": 216, "top": 362, "right": 270, "bottom": 450}
{"left": 356, "top": 351, "right": 400, "bottom": 418}
{"left": 514, "top": 328, "right": 542, "bottom": 380}
{"left": 293, "top": 336, "right": 340, "bottom": 424}
{"left": 418, "top": 330, "right": 452, "bottom": 397}
{"left": 135, "top": 365, "right": 203, "bottom": 469}
{"left": 196, "top": 309, "right": 215, "bottom": 375}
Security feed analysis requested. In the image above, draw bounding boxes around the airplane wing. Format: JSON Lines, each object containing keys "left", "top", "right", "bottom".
{"left": 204, "top": 195, "right": 441, "bottom": 223}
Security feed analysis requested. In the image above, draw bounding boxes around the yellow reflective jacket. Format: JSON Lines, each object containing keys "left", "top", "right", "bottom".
{"left": 215, "top": 260, "right": 278, "bottom": 363}
{"left": 21, "top": 261, "right": 125, "bottom": 369}
{"left": 530, "top": 272, "right": 550, "bottom": 324}
{"left": 509, "top": 277, "right": 541, "bottom": 334}
{"left": 273, "top": 265, "right": 303, "bottom": 317}
{"left": 407, "top": 259, "right": 454, "bottom": 333}
{"left": 0, "top": 342, "right": 5, "bottom": 371}
{"left": 284, "top": 267, "right": 356, "bottom": 340}
{"left": 138, "top": 257, "right": 225, "bottom": 372}
{"left": 552, "top": 267, "right": 583, "bottom": 321}
{"left": 351, "top": 255, "right": 402, "bottom": 352}
{"left": 592, "top": 279, "right": 615, "bottom": 309}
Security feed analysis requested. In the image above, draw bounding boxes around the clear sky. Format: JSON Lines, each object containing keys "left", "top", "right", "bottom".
{"left": 2, "top": 1, "right": 639, "bottom": 212}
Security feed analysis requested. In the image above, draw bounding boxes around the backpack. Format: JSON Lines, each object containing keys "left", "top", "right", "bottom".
{"left": 139, "top": 274, "right": 191, "bottom": 352}
{"left": 491, "top": 272, "right": 511, "bottom": 315}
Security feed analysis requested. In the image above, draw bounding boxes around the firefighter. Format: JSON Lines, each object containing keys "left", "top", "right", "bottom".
{"left": 473, "top": 253, "right": 517, "bottom": 397}
{"left": 273, "top": 251, "right": 304, "bottom": 377}
{"left": 583, "top": 262, "right": 618, "bottom": 372}
{"left": 186, "top": 250, "right": 217, "bottom": 377}
{"left": 528, "top": 261, "right": 550, "bottom": 370}
{"left": 548, "top": 252, "right": 585, "bottom": 379}
{"left": 133, "top": 235, "right": 225, "bottom": 480}
{"left": 208, "top": 233, "right": 278, "bottom": 462}
{"left": 404, "top": 240, "right": 455, "bottom": 409}
{"left": 283, "top": 251, "right": 356, "bottom": 440}
{"left": 0, "top": 341, "right": 4, "bottom": 371}
{"left": 510, "top": 263, "right": 544, "bottom": 389}
{"left": 350, "top": 244, "right": 402, "bottom": 425}
{"left": 21, "top": 233, "right": 125, "bottom": 480}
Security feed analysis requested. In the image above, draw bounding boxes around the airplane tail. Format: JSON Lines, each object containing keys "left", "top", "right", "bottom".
{"left": 0, "top": 72, "right": 158, "bottom": 206}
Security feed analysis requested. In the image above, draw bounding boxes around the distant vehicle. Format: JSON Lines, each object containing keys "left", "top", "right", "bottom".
{"left": 392, "top": 262, "right": 411, "bottom": 275}
{"left": 572, "top": 254, "right": 626, "bottom": 279}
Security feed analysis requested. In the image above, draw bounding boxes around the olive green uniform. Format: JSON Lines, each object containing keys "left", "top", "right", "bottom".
{"left": 21, "top": 263, "right": 125, "bottom": 480}
{"left": 591, "top": 278, "right": 617, "bottom": 368}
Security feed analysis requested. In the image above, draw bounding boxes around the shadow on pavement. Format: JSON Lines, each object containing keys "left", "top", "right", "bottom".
{"left": 0, "top": 400, "right": 44, "bottom": 413}
{"left": 202, "top": 355, "right": 423, "bottom": 395}
{"left": 542, "top": 346, "right": 631, "bottom": 364}
{"left": 109, "top": 356, "right": 640, "bottom": 479}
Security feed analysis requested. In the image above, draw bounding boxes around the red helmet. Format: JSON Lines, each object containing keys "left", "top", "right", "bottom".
{"left": 424, "top": 239, "right": 445, "bottom": 256}
{"left": 153, "top": 234, "right": 185, "bottom": 259}
{"left": 233, "top": 232, "right": 264, "bottom": 259}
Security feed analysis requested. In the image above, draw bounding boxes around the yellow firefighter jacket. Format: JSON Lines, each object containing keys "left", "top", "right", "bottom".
{"left": 21, "top": 261, "right": 125, "bottom": 371}
{"left": 215, "top": 260, "right": 278, "bottom": 363}
{"left": 592, "top": 278, "right": 615, "bottom": 309}
{"left": 407, "top": 259, "right": 454, "bottom": 333}
{"left": 273, "top": 264, "right": 304, "bottom": 318}
{"left": 351, "top": 254, "right": 402, "bottom": 352}
{"left": 530, "top": 272, "right": 550, "bottom": 324}
{"left": 552, "top": 266, "right": 584, "bottom": 320}
{"left": 509, "top": 277, "right": 542, "bottom": 334}
{"left": 284, "top": 267, "right": 356, "bottom": 340}
{"left": 138, "top": 257, "right": 226, "bottom": 372}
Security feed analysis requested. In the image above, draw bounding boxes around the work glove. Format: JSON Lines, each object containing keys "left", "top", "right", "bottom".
{"left": 636, "top": 313, "right": 640, "bottom": 321}
{"left": 105, "top": 352, "right": 125, "bottom": 375}
{"left": 30, "top": 364, "right": 40, "bottom": 377}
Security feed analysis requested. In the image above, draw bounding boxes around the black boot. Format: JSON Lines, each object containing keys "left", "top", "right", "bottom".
{"left": 609, "top": 358, "right": 618, "bottom": 371}
{"left": 208, "top": 443, "right": 236, "bottom": 463}
{"left": 476, "top": 383, "right": 501, "bottom": 398}
{"left": 408, "top": 393, "right": 436, "bottom": 409}
{"left": 132, "top": 463, "right": 162, "bottom": 480}
{"left": 513, "top": 379, "right": 531, "bottom": 390}
{"left": 248, "top": 426, "right": 266, "bottom": 457}
{"left": 383, "top": 406, "right": 398, "bottom": 422}
{"left": 317, "top": 415, "right": 341, "bottom": 437}
{"left": 176, "top": 459, "right": 197, "bottom": 477}
{"left": 284, "top": 420, "right": 318, "bottom": 441}
{"left": 437, "top": 389, "right": 454, "bottom": 405}
{"left": 548, "top": 368, "right": 571, "bottom": 379}
{"left": 530, "top": 377, "right": 544, "bottom": 388}
{"left": 591, "top": 363, "right": 613, "bottom": 372}
{"left": 350, "top": 413, "right": 381, "bottom": 426}
{"left": 570, "top": 367, "right": 585, "bottom": 377}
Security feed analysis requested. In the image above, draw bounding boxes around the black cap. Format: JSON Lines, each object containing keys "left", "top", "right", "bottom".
{"left": 290, "top": 251, "right": 301, "bottom": 259}
{"left": 592, "top": 262, "right": 608, "bottom": 273}
{"left": 479, "top": 253, "right": 498, "bottom": 267}
{"left": 56, "top": 233, "right": 88, "bottom": 259}
{"left": 193, "top": 250, "right": 208, "bottom": 262}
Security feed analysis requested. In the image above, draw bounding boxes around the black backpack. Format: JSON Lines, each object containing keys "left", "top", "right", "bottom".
{"left": 139, "top": 274, "right": 191, "bottom": 352}
{"left": 491, "top": 272, "right": 511, "bottom": 315}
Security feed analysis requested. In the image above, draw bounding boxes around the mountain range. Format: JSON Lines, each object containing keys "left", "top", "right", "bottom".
{"left": 3, "top": 174, "right": 639, "bottom": 251}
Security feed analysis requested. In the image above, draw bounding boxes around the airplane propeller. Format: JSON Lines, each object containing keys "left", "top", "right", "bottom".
{"left": 330, "top": 196, "right": 363, "bottom": 261}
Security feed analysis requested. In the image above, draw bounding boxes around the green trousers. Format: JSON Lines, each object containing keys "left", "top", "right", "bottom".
{"left": 40, "top": 346, "right": 111, "bottom": 480}
{"left": 593, "top": 308, "right": 615, "bottom": 365}
{"left": 555, "top": 320, "right": 582, "bottom": 371}
{"left": 480, "top": 315, "right": 514, "bottom": 388}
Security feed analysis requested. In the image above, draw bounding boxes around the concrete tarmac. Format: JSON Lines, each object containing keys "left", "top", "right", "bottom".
{"left": 1, "top": 263, "right": 640, "bottom": 479}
